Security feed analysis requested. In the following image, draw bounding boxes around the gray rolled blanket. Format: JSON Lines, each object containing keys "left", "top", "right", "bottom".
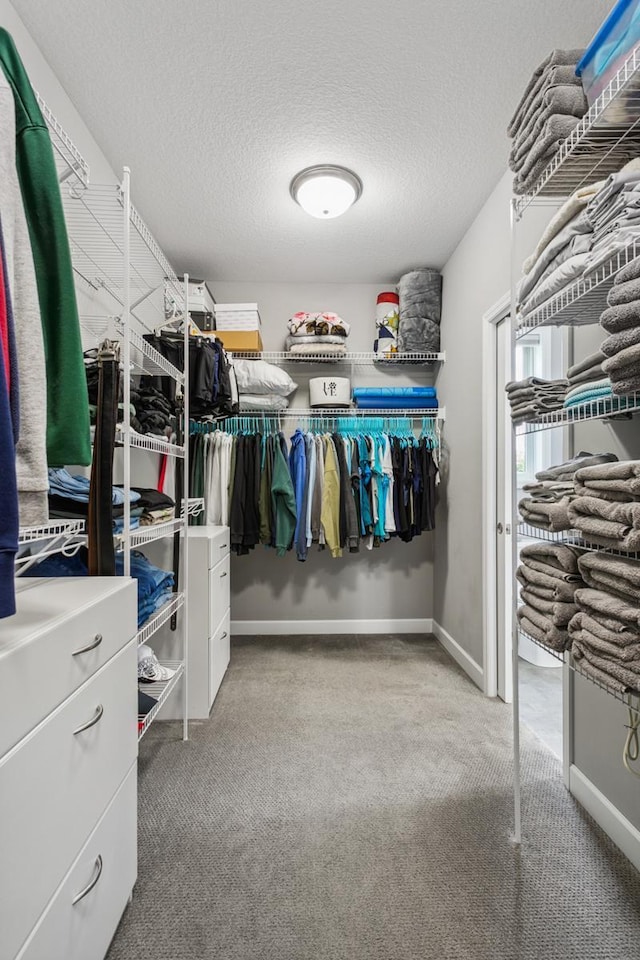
{"left": 567, "top": 495, "right": 640, "bottom": 551}
{"left": 574, "top": 460, "right": 640, "bottom": 499}
{"left": 397, "top": 270, "right": 442, "bottom": 353}
{"left": 601, "top": 325, "right": 640, "bottom": 358}
{"left": 600, "top": 300, "right": 640, "bottom": 333}
{"left": 578, "top": 550, "right": 640, "bottom": 603}
{"left": 575, "top": 586, "right": 640, "bottom": 630}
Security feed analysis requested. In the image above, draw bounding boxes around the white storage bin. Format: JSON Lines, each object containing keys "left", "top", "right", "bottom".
{"left": 309, "top": 376, "right": 351, "bottom": 408}
{"left": 214, "top": 302, "right": 262, "bottom": 331}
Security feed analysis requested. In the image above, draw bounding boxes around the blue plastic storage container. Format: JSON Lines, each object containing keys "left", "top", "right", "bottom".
{"left": 576, "top": 0, "right": 640, "bottom": 105}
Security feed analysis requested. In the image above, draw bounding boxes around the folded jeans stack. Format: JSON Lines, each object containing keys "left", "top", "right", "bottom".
{"left": 505, "top": 376, "right": 568, "bottom": 423}
{"left": 568, "top": 460, "right": 640, "bottom": 550}
{"left": 285, "top": 313, "right": 350, "bottom": 359}
{"left": 507, "top": 49, "right": 587, "bottom": 195}
{"left": 516, "top": 542, "right": 584, "bottom": 651}
{"left": 518, "top": 451, "right": 618, "bottom": 531}
{"left": 47, "top": 467, "right": 143, "bottom": 534}
{"left": 600, "top": 254, "right": 640, "bottom": 396}
{"left": 569, "top": 555, "right": 640, "bottom": 692}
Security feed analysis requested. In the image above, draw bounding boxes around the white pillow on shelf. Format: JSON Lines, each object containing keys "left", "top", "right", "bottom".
{"left": 238, "top": 394, "right": 290, "bottom": 411}
{"left": 232, "top": 358, "right": 297, "bottom": 397}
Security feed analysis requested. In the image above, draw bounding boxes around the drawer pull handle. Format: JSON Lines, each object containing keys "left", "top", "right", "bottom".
{"left": 221, "top": 631, "right": 228, "bottom": 640}
{"left": 220, "top": 543, "right": 228, "bottom": 549}
{"left": 72, "top": 855, "right": 103, "bottom": 906}
{"left": 73, "top": 704, "right": 104, "bottom": 736}
{"left": 220, "top": 571, "right": 228, "bottom": 578}
{"left": 72, "top": 633, "right": 103, "bottom": 657}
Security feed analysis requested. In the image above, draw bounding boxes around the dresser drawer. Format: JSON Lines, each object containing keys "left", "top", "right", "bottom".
{"left": 208, "top": 553, "right": 230, "bottom": 635}
{"left": 0, "top": 578, "right": 137, "bottom": 757}
{"left": 16, "top": 762, "right": 137, "bottom": 960}
{"left": 210, "top": 608, "right": 230, "bottom": 706}
{"left": 0, "top": 640, "right": 137, "bottom": 960}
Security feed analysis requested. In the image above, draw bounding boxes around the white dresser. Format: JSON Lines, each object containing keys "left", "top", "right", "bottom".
{"left": 187, "top": 526, "right": 231, "bottom": 718}
{"left": 0, "top": 576, "right": 138, "bottom": 960}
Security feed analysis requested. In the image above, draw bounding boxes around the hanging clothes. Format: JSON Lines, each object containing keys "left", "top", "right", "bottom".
{"left": 0, "top": 29, "right": 90, "bottom": 469}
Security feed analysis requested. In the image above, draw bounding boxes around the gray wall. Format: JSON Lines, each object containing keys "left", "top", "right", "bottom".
{"left": 569, "top": 325, "right": 640, "bottom": 831}
{"left": 214, "top": 281, "right": 436, "bottom": 626}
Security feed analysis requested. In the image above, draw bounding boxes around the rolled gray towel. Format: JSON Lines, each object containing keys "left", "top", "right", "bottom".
{"left": 600, "top": 300, "right": 640, "bottom": 333}
{"left": 567, "top": 350, "right": 607, "bottom": 381}
{"left": 398, "top": 269, "right": 442, "bottom": 324}
{"left": 601, "top": 326, "right": 640, "bottom": 357}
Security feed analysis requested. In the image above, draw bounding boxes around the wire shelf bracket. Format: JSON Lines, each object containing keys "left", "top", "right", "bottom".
{"left": 228, "top": 350, "right": 446, "bottom": 366}
{"left": 138, "top": 662, "right": 184, "bottom": 740}
{"left": 135, "top": 592, "right": 185, "bottom": 647}
{"left": 36, "top": 91, "right": 90, "bottom": 189}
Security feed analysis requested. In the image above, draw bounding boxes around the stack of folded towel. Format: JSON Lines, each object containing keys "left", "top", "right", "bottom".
{"left": 518, "top": 452, "right": 618, "bottom": 531}
{"left": 568, "top": 554, "right": 640, "bottom": 692}
{"left": 516, "top": 542, "right": 584, "bottom": 651}
{"left": 352, "top": 386, "right": 438, "bottom": 410}
{"left": 600, "top": 255, "right": 640, "bottom": 396}
{"left": 508, "top": 49, "right": 587, "bottom": 195}
{"left": 568, "top": 460, "right": 640, "bottom": 551}
{"left": 562, "top": 376, "right": 614, "bottom": 409}
{"left": 397, "top": 270, "right": 442, "bottom": 353}
{"left": 566, "top": 350, "right": 606, "bottom": 388}
{"left": 505, "top": 376, "right": 568, "bottom": 423}
{"left": 583, "top": 160, "right": 640, "bottom": 275}
{"left": 285, "top": 313, "right": 350, "bottom": 358}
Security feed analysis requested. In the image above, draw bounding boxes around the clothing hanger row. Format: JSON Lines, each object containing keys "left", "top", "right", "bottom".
{"left": 189, "top": 414, "right": 440, "bottom": 446}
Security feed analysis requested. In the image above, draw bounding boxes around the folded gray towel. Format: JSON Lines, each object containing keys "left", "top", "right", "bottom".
{"left": 522, "top": 556, "right": 582, "bottom": 583}
{"left": 511, "top": 86, "right": 588, "bottom": 165}
{"left": 518, "top": 497, "right": 574, "bottom": 532}
{"left": 522, "top": 480, "right": 575, "bottom": 502}
{"left": 567, "top": 350, "right": 607, "bottom": 381}
{"left": 575, "top": 587, "right": 640, "bottom": 632}
{"left": 571, "top": 645, "right": 633, "bottom": 693}
{"left": 602, "top": 341, "right": 640, "bottom": 377}
{"left": 512, "top": 73, "right": 586, "bottom": 142}
{"left": 611, "top": 374, "right": 640, "bottom": 396}
{"left": 536, "top": 451, "right": 618, "bottom": 481}
{"left": 517, "top": 604, "right": 569, "bottom": 650}
{"left": 511, "top": 404, "right": 539, "bottom": 424}
{"left": 578, "top": 551, "right": 640, "bottom": 603}
{"left": 575, "top": 460, "right": 640, "bottom": 497}
{"left": 571, "top": 608, "right": 640, "bottom": 647}
{"left": 519, "top": 540, "right": 581, "bottom": 573}
{"left": 610, "top": 253, "right": 640, "bottom": 285}
{"left": 600, "top": 300, "right": 640, "bottom": 333}
{"left": 601, "top": 325, "right": 640, "bottom": 358}
{"left": 506, "top": 376, "right": 568, "bottom": 393}
{"left": 521, "top": 589, "right": 577, "bottom": 626}
{"left": 512, "top": 115, "right": 582, "bottom": 178}
{"left": 567, "top": 365, "right": 606, "bottom": 388}
{"left": 608, "top": 277, "right": 640, "bottom": 307}
{"left": 567, "top": 495, "right": 640, "bottom": 551}
{"left": 508, "top": 52, "right": 584, "bottom": 136}
{"left": 568, "top": 614, "right": 640, "bottom": 657}
{"left": 516, "top": 564, "right": 581, "bottom": 602}
{"left": 571, "top": 639, "right": 640, "bottom": 692}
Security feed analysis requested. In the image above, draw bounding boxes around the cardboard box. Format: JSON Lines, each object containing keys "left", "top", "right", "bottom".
{"left": 202, "top": 329, "right": 264, "bottom": 352}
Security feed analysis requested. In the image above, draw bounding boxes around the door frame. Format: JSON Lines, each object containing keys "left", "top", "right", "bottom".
{"left": 481, "top": 292, "right": 512, "bottom": 700}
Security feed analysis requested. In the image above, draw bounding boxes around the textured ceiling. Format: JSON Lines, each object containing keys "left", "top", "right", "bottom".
{"left": 13, "top": 0, "right": 609, "bottom": 282}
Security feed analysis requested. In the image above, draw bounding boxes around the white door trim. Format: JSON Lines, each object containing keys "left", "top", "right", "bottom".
{"left": 482, "top": 292, "right": 511, "bottom": 699}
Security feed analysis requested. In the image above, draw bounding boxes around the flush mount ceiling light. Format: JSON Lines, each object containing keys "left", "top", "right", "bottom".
{"left": 290, "top": 165, "right": 363, "bottom": 219}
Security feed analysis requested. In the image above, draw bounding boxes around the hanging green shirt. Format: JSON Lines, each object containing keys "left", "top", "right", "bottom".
{"left": 0, "top": 29, "right": 91, "bottom": 466}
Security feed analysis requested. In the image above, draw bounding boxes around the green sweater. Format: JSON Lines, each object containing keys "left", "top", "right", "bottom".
{"left": 0, "top": 29, "right": 90, "bottom": 466}
{"left": 271, "top": 440, "right": 296, "bottom": 557}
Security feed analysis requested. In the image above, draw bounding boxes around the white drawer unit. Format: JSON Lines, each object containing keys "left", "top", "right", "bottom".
{"left": 187, "top": 526, "right": 231, "bottom": 718}
{"left": 16, "top": 763, "right": 137, "bottom": 960}
{"left": 0, "top": 578, "right": 137, "bottom": 960}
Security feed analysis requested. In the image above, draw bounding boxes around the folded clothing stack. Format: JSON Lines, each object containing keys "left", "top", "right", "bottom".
{"left": 568, "top": 460, "right": 640, "bottom": 550}
{"left": 505, "top": 376, "right": 568, "bottom": 423}
{"left": 232, "top": 358, "right": 297, "bottom": 411}
{"left": 583, "top": 160, "right": 640, "bottom": 275}
{"left": 518, "top": 451, "right": 618, "bottom": 531}
{"left": 397, "top": 270, "right": 442, "bottom": 353}
{"left": 566, "top": 349, "right": 606, "bottom": 388}
{"left": 23, "top": 548, "right": 174, "bottom": 628}
{"left": 352, "top": 386, "right": 438, "bottom": 410}
{"left": 285, "top": 313, "right": 350, "bottom": 358}
{"left": 516, "top": 542, "right": 584, "bottom": 651}
{"left": 131, "top": 487, "right": 175, "bottom": 526}
{"left": 508, "top": 49, "right": 587, "bottom": 195}
{"left": 600, "top": 254, "right": 640, "bottom": 396}
{"left": 47, "top": 468, "right": 143, "bottom": 533}
{"left": 569, "top": 554, "right": 640, "bottom": 692}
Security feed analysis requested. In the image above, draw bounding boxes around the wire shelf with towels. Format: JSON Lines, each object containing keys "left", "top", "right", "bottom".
{"left": 515, "top": 394, "right": 640, "bottom": 432}
{"left": 516, "top": 522, "right": 640, "bottom": 562}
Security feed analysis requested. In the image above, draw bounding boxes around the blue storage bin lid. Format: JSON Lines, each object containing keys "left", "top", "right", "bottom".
{"left": 576, "top": 0, "right": 640, "bottom": 77}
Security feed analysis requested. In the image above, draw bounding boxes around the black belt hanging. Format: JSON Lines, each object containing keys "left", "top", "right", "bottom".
{"left": 88, "top": 339, "right": 119, "bottom": 576}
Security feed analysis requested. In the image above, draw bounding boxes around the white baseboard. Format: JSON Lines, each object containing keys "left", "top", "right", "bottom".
{"left": 569, "top": 765, "right": 640, "bottom": 873}
{"left": 432, "top": 620, "right": 484, "bottom": 690}
{"left": 231, "top": 618, "right": 433, "bottom": 636}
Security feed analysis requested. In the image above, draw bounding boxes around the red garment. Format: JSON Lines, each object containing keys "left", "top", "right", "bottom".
{"left": 158, "top": 453, "right": 168, "bottom": 493}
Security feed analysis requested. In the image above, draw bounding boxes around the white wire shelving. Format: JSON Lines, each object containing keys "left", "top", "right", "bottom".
{"left": 37, "top": 91, "right": 89, "bottom": 189}
{"left": 516, "top": 522, "right": 640, "bottom": 561}
{"left": 514, "top": 45, "right": 640, "bottom": 217}
{"left": 115, "top": 429, "right": 185, "bottom": 458}
{"left": 515, "top": 393, "right": 640, "bottom": 432}
{"left": 515, "top": 235, "right": 640, "bottom": 338}
{"left": 183, "top": 497, "right": 205, "bottom": 517}
{"left": 230, "top": 350, "right": 445, "bottom": 365}
{"left": 519, "top": 630, "right": 640, "bottom": 707}
{"left": 136, "top": 592, "right": 185, "bottom": 647}
{"left": 227, "top": 406, "right": 445, "bottom": 421}
{"left": 138, "top": 662, "right": 184, "bottom": 741}
{"left": 15, "top": 520, "right": 86, "bottom": 576}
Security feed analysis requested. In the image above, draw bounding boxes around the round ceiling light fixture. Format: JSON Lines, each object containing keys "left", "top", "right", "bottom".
{"left": 290, "top": 164, "right": 363, "bottom": 219}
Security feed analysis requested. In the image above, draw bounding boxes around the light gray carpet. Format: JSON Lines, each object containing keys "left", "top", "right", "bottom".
{"left": 108, "top": 635, "right": 640, "bottom": 960}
